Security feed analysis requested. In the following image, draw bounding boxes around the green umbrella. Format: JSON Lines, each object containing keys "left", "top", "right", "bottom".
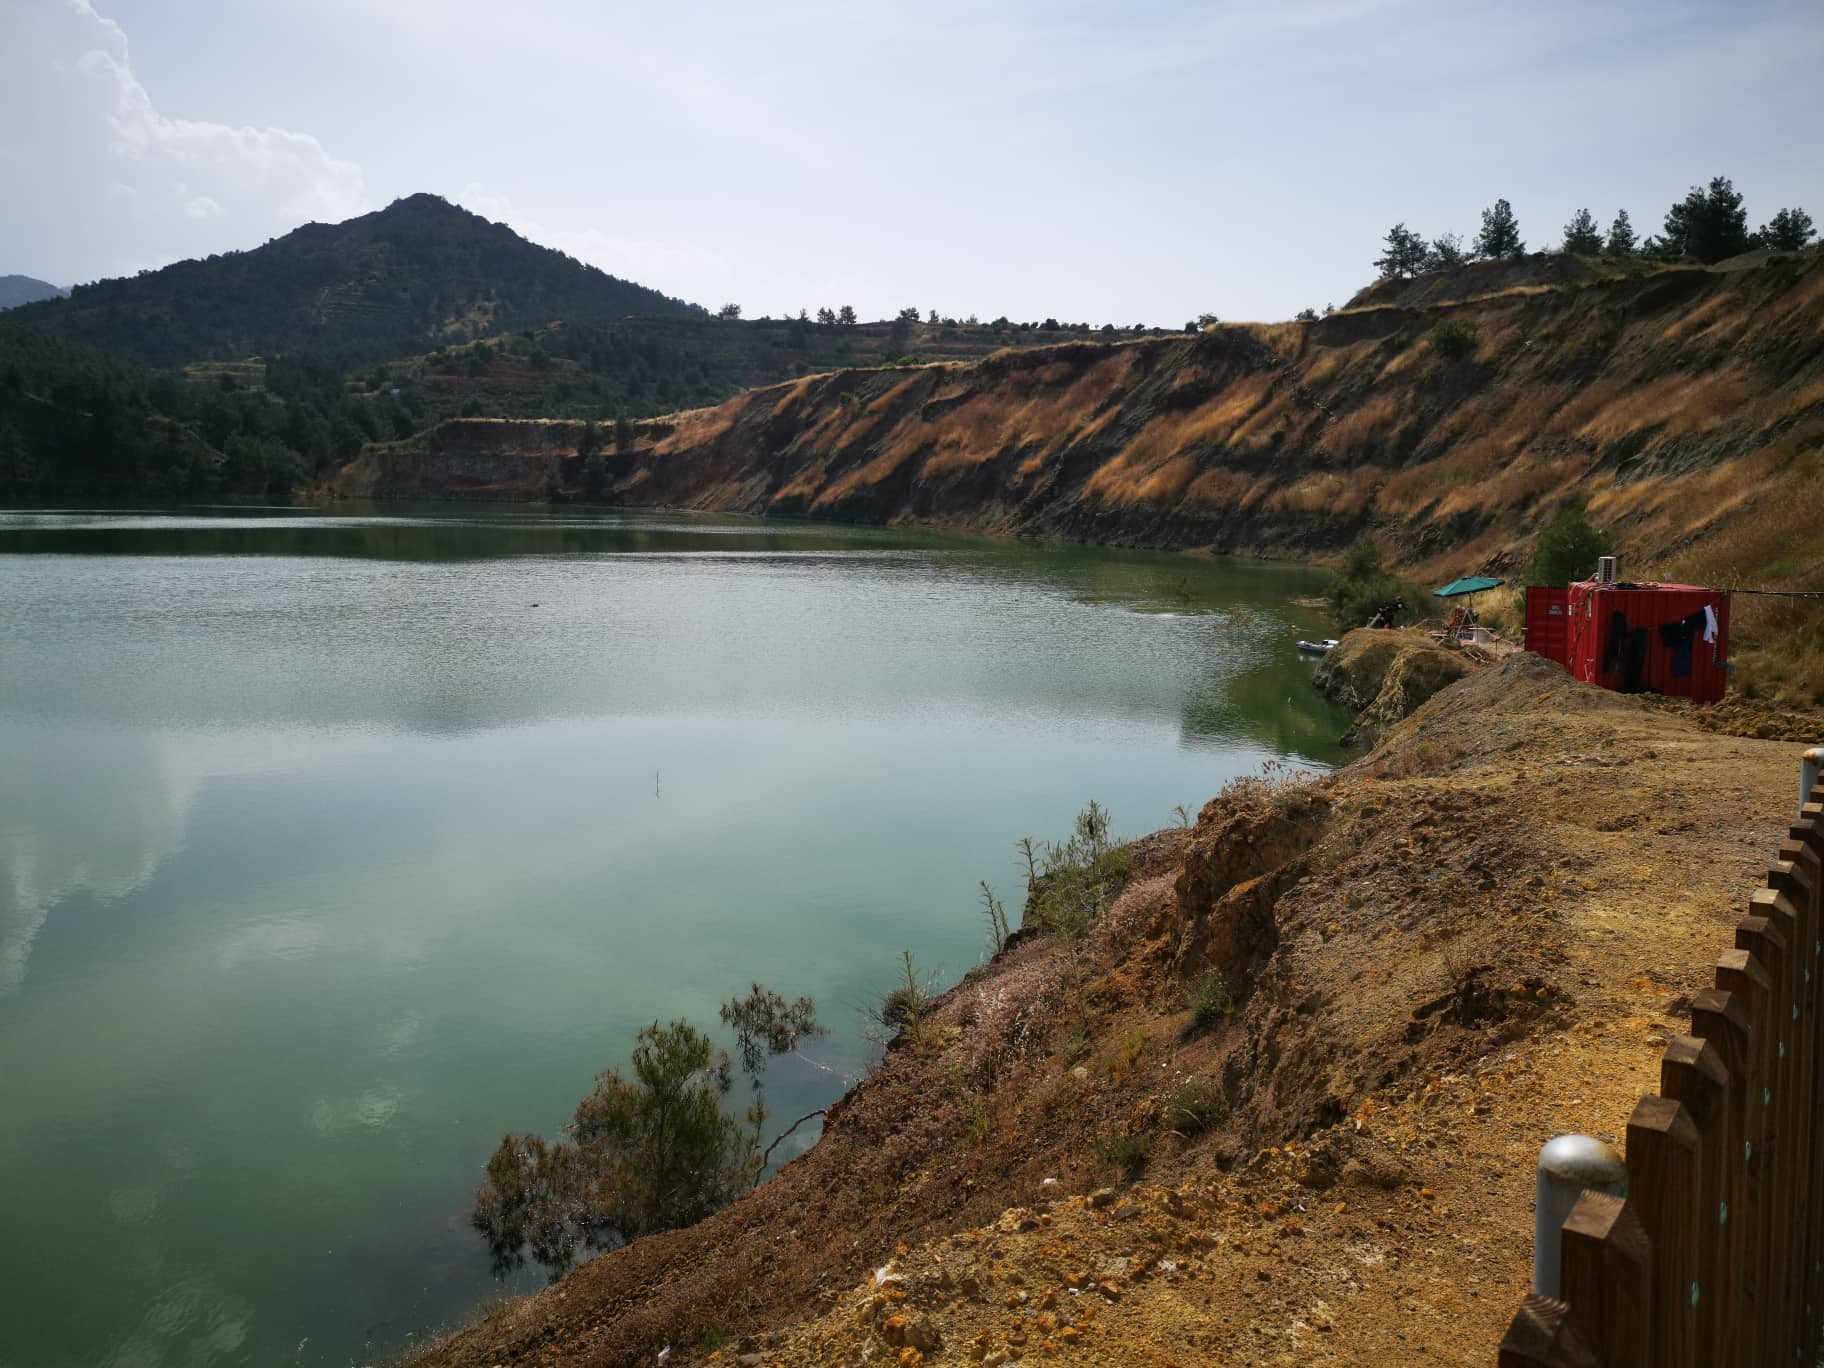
{"left": 1433, "top": 575, "right": 1504, "bottom": 598}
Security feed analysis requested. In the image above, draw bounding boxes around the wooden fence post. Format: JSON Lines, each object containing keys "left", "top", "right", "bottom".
{"left": 1500, "top": 1295, "right": 1604, "bottom": 1368}
{"left": 1691, "top": 986, "right": 1753, "bottom": 1368}
{"left": 1659, "top": 1035, "right": 1730, "bottom": 1365}
{"left": 1623, "top": 1099, "right": 1698, "bottom": 1366}
{"left": 1770, "top": 823, "right": 1824, "bottom": 1365}
{"left": 1739, "top": 907, "right": 1798, "bottom": 1355}
{"left": 1716, "top": 943, "right": 1777, "bottom": 1366}
{"left": 1559, "top": 1190, "right": 1651, "bottom": 1368}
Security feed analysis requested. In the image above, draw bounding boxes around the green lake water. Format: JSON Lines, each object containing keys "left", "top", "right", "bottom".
{"left": 0, "top": 505, "right": 1351, "bottom": 1367}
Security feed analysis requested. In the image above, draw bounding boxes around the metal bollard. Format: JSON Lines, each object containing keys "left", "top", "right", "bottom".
{"left": 1803, "top": 747, "right": 1823, "bottom": 816}
{"left": 1534, "top": 1134, "right": 1627, "bottom": 1298}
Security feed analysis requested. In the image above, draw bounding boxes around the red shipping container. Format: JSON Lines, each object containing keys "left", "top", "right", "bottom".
{"left": 1524, "top": 586, "right": 1571, "bottom": 667}
{"left": 1536, "top": 581, "right": 1730, "bottom": 702}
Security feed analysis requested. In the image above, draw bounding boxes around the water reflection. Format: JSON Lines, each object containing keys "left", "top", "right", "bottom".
{"left": 0, "top": 506, "right": 1353, "bottom": 1368}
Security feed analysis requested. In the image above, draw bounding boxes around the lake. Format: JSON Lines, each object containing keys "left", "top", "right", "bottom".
{"left": 0, "top": 505, "right": 1350, "bottom": 1367}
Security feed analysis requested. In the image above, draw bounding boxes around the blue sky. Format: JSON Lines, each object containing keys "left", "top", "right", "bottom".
{"left": 4, "top": 0, "right": 1821, "bottom": 323}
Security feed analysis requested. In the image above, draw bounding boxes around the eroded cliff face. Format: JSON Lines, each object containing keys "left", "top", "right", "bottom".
{"left": 333, "top": 253, "right": 1824, "bottom": 578}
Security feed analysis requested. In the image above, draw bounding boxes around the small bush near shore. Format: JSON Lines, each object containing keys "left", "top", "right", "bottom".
{"left": 1326, "top": 536, "right": 1423, "bottom": 633}
{"left": 1022, "top": 801, "right": 1133, "bottom": 942}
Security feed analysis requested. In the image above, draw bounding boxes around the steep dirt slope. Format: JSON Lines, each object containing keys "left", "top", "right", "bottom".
{"left": 407, "top": 656, "right": 1810, "bottom": 1367}
{"left": 338, "top": 255, "right": 1824, "bottom": 593}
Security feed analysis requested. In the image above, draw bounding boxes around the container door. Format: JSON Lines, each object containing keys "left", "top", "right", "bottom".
{"left": 1524, "top": 587, "right": 1571, "bottom": 666}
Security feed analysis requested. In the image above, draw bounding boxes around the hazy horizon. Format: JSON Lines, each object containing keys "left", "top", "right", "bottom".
{"left": 4, "top": 0, "right": 1822, "bottom": 324}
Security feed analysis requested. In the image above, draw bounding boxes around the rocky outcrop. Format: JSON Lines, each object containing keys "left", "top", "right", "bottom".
{"left": 1313, "top": 629, "right": 1472, "bottom": 745}
{"left": 1166, "top": 782, "right": 1332, "bottom": 986}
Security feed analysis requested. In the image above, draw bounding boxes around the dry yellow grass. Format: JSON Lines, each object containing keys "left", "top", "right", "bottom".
{"left": 1182, "top": 466, "right": 1255, "bottom": 506}
{"left": 1299, "top": 345, "right": 1356, "bottom": 388}
{"left": 1325, "top": 394, "right": 1401, "bottom": 461}
{"left": 1083, "top": 378, "right": 1276, "bottom": 505}
{"left": 1659, "top": 291, "right": 1744, "bottom": 346}
{"left": 768, "top": 376, "right": 818, "bottom": 420}
{"left": 1573, "top": 367, "right": 1752, "bottom": 445}
{"left": 1782, "top": 379, "right": 1824, "bottom": 418}
{"left": 1227, "top": 391, "right": 1295, "bottom": 448}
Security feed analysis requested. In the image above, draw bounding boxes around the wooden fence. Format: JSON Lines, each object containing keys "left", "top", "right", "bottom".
{"left": 1500, "top": 785, "right": 1824, "bottom": 1367}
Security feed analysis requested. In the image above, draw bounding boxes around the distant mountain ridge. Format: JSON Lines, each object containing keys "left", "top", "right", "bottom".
{"left": 1, "top": 194, "right": 704, "bottom": 368}
{"left": 0, "top": 275, "right": 65, "bottom": 310}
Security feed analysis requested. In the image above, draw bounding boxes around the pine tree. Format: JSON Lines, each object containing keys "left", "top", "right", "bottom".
{"left": 1427, "top": 232, "right": 1467, "bottom": 270}
{"left": 815, "top": 307, "right": 836, "bottom": 326}
{"left": 1475, "top": 199, "right": 1525, "bottom": 259}
{"left": 1373, "top": 223, "right": 1429, "bottom": 279}
{"left": 1662, "top": 177, "right": 1749, "bottom": 263}
{"left": 836, "top": 305, "right": 857, "bottom": 326}
{"left": 1756, "top": 207, "right": 1817, "bottom": 252}
{"left": 1529, "top": 503, "right": 1607, "bottom": 587}
{"left": 1605, "top": 210, "right": 1637, "bottom": 256}
{"left": 1561, "top": 208, "right": 1602, "bottom": 255}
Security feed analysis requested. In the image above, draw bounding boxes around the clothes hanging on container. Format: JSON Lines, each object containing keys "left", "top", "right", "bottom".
{"left": 1702, "top": 603, "right": 1718, "bottom": 644}
{"left": 1657, "top": 610, "right": 1708, "bottom": 678}
{"left": 1603, "top": 610, "right": 1629, "bottom": 674}
{"left": 1621, "top": 627, "right": 1650, "bottom": 693}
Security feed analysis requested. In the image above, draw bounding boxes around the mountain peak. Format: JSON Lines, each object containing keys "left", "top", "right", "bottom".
{"left": 2, "top": 200, "right": 704, "bottom": 367}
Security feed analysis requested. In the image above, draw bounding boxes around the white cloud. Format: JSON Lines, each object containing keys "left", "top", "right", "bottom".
{"left": 0, "top": 0, "right": 367, "bottom": 284}
{"left": 455, "top": 181, "right": 730, "bottom": 301}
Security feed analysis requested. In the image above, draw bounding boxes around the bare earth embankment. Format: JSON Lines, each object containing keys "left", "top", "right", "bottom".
{"left": 410, "top": 649, "right": 1819, "bottom": 1367}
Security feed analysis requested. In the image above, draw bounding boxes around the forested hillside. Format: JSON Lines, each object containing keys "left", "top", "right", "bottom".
{"left": 0, "top": 329, "right": 417, "bottom": 499}
{"left": 2, "top": 194, "right": 702, "bottom": 370}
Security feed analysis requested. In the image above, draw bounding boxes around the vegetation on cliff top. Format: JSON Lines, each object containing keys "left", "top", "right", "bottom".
{"left": 1373, "top": 176, "right": 1816, "bottom": 282}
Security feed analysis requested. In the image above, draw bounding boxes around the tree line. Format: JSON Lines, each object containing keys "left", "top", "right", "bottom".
{"left": 1375, "top": 177, "right": 1816, "bottom": 279}
{"left": 0, "top": 327, "right": 414, "bottom": 500}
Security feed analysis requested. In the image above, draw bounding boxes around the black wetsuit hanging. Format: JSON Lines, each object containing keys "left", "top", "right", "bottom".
{"left": 1657, "top": 610, "right": 1707, "bottom": 678}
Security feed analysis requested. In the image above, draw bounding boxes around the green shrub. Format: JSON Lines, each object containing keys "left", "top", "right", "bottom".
{"left": 962, "top": 1093, "right": 992, "bottom": 1144}
{"left": 1097, "top": 1131, "right": 1155, "bottom": 1179}
{"left": 1162, "top": 1077, "right": 1226, "bottom": 1137}
{"left": 877, "top": 949, "right": 932, "bottom": 1042}
{"left": 1326, "top": 535, "right": 1423, "bottom": 633}
{"left": 1022, "top": 801, "right": 1132, "bottom": 942}
{"left": 1185, "top": 972, "right": 1234, "bottom": 1032}
{"left": 1425, "top": 320, "right": 1478, "bottom": 360}
{"left": 472, "top": 1020, "right": 755, "bottom": 1278}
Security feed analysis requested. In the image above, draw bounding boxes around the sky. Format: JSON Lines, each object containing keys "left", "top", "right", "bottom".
{"left": 3, "top": 0, "right": 1821, "bottom": 325}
